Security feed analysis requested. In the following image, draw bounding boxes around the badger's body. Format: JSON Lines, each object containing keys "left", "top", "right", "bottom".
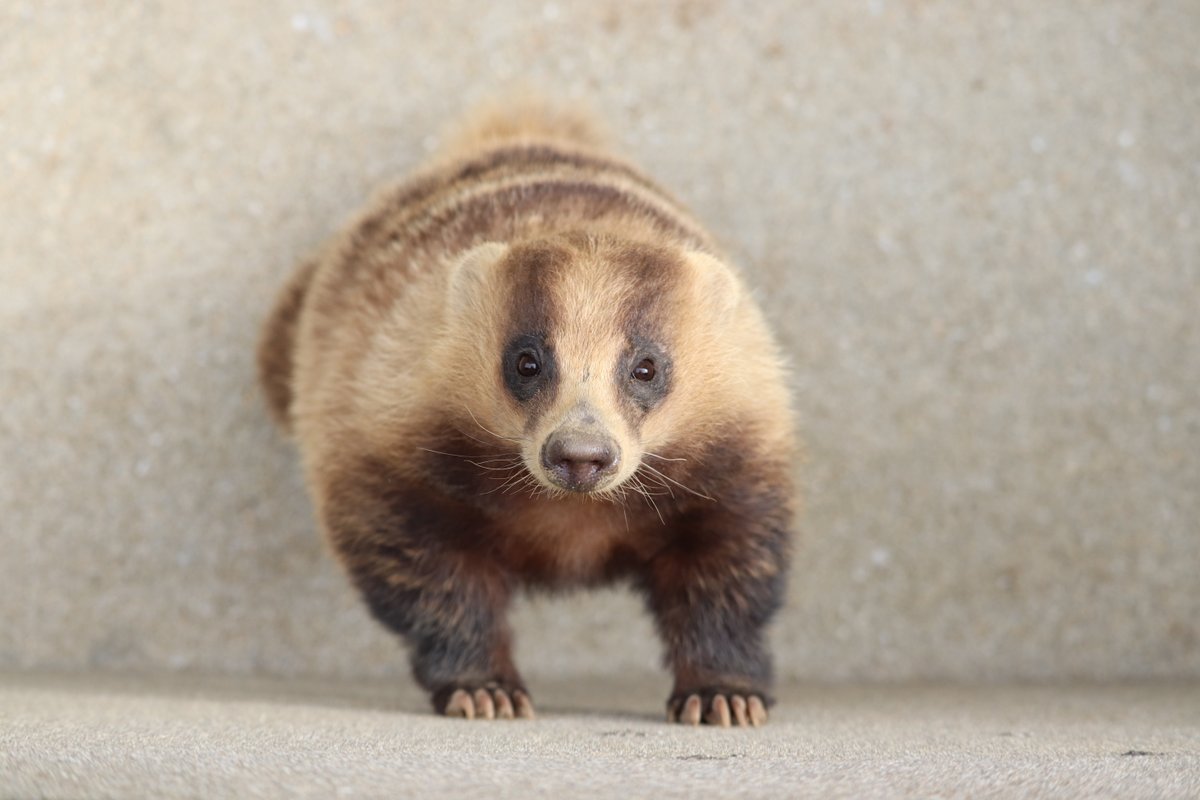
{"left": 259, "top": 102, "right": 796, "bottom": 726}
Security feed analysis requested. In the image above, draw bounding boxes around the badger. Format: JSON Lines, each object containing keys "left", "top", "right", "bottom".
{"left": 258, "top": 100, "right": 796, "bottom": 727}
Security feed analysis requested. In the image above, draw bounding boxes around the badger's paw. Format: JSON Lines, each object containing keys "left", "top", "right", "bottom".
{"left": 434, "top": 682, "right": 535, "bottom": 720}
{"left": 667, "top": 689, "right": 768, "bottom": 728}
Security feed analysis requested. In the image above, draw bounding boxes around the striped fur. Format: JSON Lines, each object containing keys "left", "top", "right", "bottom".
{"left": 258, "top": 100, "right": 797, "bottom": 726}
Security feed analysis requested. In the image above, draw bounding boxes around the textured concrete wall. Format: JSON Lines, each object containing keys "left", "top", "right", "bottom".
{"left": 2, "top": 1, "right": 1197, "bottom": 683}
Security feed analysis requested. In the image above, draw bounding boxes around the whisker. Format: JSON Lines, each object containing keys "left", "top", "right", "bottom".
{"left": 464, "top": 405, "right": 524, "bottom": 443}
{"left": 599, "top": 483, "right": 628, "bottom": 505}
{"left": 639, "top": 471, "right": 675, "bottom": 498}
{"left": 501, "top": 478, "right": 530, "bottom": 496}
{"left": 418, "top": 446, "right": 514, "bottom": 460}
{"left": 643, "top": 489, "right": 666, "bottom": 526}
{"left": 455, "top": 429, "right": 510, "bottom": 448}
{"left": 481, "top": 469, "right": 528, "bottom": 496}
{"left": 508, "top": 469, "right": 542, "bottom": 497}
{"left": 644, "top": 451, "right": 688, "bottom": 463}
{"left": 640, "top": 463, "right": 715, "bottom": 502}
{"left": 535, "top": 479, "right": 563, "bottom": 501}
{"left": 630, "top": 474, "right": 666, "bottom": 526}
{"left": 469, "top": 461, "right": 525, "bottom": 472}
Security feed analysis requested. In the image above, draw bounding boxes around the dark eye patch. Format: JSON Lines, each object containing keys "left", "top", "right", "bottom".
{"left": 621, "top": 338, "right": 671, "bottom": 413}
{"left": 503, "top": 333, "right": 556, "bottom": 402}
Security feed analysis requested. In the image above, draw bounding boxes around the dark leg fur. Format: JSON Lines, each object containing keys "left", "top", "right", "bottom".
{"left": 320, "top": 458, "right": 530, "bottom": 718}
{"left": 356, "top": 559, "right": 523, "bottom": 698}
{"left": 639, "top": 473, "right": 791, "bottom": 726}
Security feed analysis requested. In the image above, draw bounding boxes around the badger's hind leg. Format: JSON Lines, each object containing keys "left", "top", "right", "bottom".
{"left": 319, "top": 458, "right": 533, "bottom": 719}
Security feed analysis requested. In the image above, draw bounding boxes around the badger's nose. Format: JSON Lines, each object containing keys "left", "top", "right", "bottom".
{"left": 542, "top": 433, "right": 619, "bottom": 492}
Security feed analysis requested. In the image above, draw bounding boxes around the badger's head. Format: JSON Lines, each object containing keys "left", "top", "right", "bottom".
{"left": 437, "top": 233, "right": 753, "bottom": 499}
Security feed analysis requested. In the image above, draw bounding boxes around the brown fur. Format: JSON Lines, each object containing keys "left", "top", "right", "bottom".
{"left": 259, "top": 99, "right": 797, "bottom": 725}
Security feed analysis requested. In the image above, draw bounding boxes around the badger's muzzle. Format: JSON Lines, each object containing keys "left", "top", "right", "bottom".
{"left": 540, "top": 430, "right": 620, "bottom": 492}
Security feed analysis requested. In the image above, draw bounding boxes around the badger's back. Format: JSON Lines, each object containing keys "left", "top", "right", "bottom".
{"left": 347, "top": 102, "right": 718, "bottom": 273}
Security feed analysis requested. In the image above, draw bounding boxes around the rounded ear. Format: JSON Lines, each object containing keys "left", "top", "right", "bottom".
{"left": 446, "top": 242, "right": 510, "bottom": 315}
{"left": 684, "top": 251, "right": 743, "bottom": 322}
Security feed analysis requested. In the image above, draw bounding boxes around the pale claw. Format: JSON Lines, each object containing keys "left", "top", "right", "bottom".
{"left": 705, "top": 694, "right": 732, "bottom": 727}
{"left": 680, "top": 694, "right": 703, "bottom": 725}
{"left": 444, "top": 688, "right": 474, "bottom": 719}
{"left": 493, "top": 689, "right": 515, "bottom": 719}
{"left": 473, "top": 688, "right": 495, "bottom": 720}
{"left": 513, "top": 689, "right": 536, "bottom": 720}
{"left": 747, "top": 695, "right": 768, "bottom": 727}
{"left": 730, "top": 694, "right": 749, "bottom": 727}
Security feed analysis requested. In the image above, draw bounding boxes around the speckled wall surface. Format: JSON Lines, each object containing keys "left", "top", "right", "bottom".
{"left": 2, "top": 1, "right": 1197, "bottom": 682}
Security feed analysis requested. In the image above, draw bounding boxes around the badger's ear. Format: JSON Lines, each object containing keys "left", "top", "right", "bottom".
{"left": 684, "top": 251, "right": 743, "bottom": 322}
{"left": 447, "top": 242, "right": 510, "bottom": 315}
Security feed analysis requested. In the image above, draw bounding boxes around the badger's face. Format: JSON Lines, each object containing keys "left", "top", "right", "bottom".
{"left": 443, "top": 234, "right": 740, "bottom": 498}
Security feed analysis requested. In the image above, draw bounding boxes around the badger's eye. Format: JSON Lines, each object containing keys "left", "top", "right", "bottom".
{"left": 516, "top": 353, "right": 541, "bottom": 378}
{"left": 632, "top": 358, "right": 656, "bottom": 382}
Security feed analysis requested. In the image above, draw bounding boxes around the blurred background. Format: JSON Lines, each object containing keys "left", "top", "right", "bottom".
{"left": 2, "top": 1, "right": 1197, "bottom": 685}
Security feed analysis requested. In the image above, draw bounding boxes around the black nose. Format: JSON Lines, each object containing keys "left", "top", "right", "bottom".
{"left": 542, "top": 433, "right": 619, "bottom": 491}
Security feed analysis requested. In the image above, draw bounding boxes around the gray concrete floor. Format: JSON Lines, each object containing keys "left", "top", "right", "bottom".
{"left": 2, "top": 672, "right": 1197, "bottom": 798}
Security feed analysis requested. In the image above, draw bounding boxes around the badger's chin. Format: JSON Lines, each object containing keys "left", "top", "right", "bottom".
{"left": 537, "top": 470, "right": 620, "bottom": 496}
{"left": 525, "top": 459, "right": 633, "bottom": 498}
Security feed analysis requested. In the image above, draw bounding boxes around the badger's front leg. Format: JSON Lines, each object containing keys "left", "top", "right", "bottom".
{"left": 641, "top": 487, "right": 791, "bottom": 728}
{"left": 318, "top": 461, "right": 534, "bottom": 720}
